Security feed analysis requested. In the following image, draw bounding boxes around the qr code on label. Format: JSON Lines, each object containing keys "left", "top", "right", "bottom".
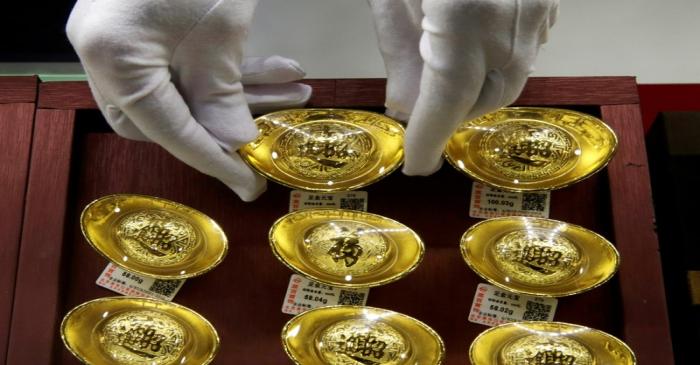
{"left": 523, "top": 300, "right": 552, "bottom": 321}
{"left": 149, "top": 279, "right": 182, "bottom": 297}
{"left": 521, "top": 192, "right": 547, "bottom": 212}
{"left": 338, "top": 290, "right": 366, "bottom": 305}
{"left": 339, "top": 198, "right": 366, "bottom": 211}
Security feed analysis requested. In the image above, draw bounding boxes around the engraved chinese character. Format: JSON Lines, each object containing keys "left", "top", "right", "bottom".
{"left": 528, "top": 350, "right": 576, "bottom": 365}
{"left": 327, "top": 228, "right": 363, "bottom": 267}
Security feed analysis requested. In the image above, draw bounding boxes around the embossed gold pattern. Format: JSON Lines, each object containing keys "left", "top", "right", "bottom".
{"left": 283, "top": 306, "right": 444, "bottom": 365}
{"left": 100, "top": 310, "right": 186, "bottom": 365}
{"left": 270, "top": 209, "right": 424, "bottom": 288}
{"left": 461, "top": 217, "right": 620, "bottom": 297}
{"left": 446, "top": 107, "right": 617, "bottom": 191}
{"left": 275, "top": 122, "right": 375, "bottom": 180}
{"left": 303, "top": 221, "right": 389, "bottom": 276}
{"left": 241, "top": 109, "right": 404, "bottom": 191}
{"left": 117, "top": 210, "right": 197, "bottom": 266}
{"left": 81, "top": 194, "right": 228, "bottom": 279}
{"left": 61, "top": 297, "right": 220, "bottom": 365}
{"left": 470, "top": 322, "right": 636, "bottom": 365}
{"left": 478, "top": 121, "right": 578, "bottom": 180}
{"left": 492, "top": 230, "right": 582, "bottom": 286}
{"left": 501, "top": 335, "right": 593, "bottom": 365}
{"left": 319, "top": 319, "right": 409, "bottom": 365}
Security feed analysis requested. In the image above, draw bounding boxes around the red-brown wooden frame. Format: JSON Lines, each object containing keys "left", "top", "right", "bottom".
{"left": 0, "top": 77, "right": 37, "bottom": 365}
{"left": 4, "top": 76, "right": 673, "bottom": 364}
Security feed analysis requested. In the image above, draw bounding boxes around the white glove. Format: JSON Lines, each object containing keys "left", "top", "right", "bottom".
{"left": 368, "top": 0, "right": 559, "bottom": 175}
{"left": 67, "top": 0, "right": 310, "bottom": 201}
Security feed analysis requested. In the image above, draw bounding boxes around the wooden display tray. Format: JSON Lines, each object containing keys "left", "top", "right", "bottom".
{"left": 0, "top": 76, "right": 673, "bottom": 364}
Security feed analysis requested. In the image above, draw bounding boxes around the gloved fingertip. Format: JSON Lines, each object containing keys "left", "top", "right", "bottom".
{"left": 241, "top": 55, "right": 306, "bottom": 85}
{"left": 229, "top": 175, "right": 268, "bottom": 202}
{"left": 297, "top": 83, "right": 313, "bottom": 104}
{"left": 263, "top": 55, "right": 305, "bottom": 76}
{"left": 385, "top": 108, "right": 411, "bottom": 122}
{"left": 401, "top": 158, "right": 444, "bottom": 176}
{"left": 281, "top": 56, "right": 305, "bottom": 78}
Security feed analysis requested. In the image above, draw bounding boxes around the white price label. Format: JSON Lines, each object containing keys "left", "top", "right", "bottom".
{"left": 289, "top": 190, "right": 368, "bottom": 212}
{"left": 96, "top": 263, "right": 185, "bottom": 301}
{"left": 468, "top": 283, "right": 558, "bottom": 327}
{"left": 469, "top": 182, "right": 550, "bottom": 219}
{"left": 282, "top": 274, "right": 369, "bottom": 315}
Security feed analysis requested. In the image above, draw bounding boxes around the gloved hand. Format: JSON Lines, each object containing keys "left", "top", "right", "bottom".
{"left": 67, "top": 0, "right": 311, "bottom": 201}
{"left": 368, "top": 0, "right": 559, "bottom": 175}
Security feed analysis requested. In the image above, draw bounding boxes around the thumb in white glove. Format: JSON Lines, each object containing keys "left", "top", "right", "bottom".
{"left": 92, "top": 55, "right": 313, "bottom": 142}
{"left": 368, "top": 0, "right": 559, "bottom": 175}
{"left": 240, "top": 56, "right": 313, "bottom": 114}
{"left": 67, "top": 0, "right": 302, "bottom": 201}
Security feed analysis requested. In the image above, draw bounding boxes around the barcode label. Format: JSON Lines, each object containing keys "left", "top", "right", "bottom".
{"left": 338, "top": 289, "right": 367, "bottom": 305}
{"left": 523, "top": 300, "right": 553, "bottom": 321}
{"left": 289, "top": 190, "right": 368, "bottom": 212}
{"left": 468, "top": 283, "right": 557, "bottom": 327}
{"left": 339, "top": 197, "right": 366, "bottom": 211}
{"left": 96, "top": 263, "right": 185, "bottom": 301}
{"left": 148, "top": 279, "right": 184, "bottom": 297}
{"left": 282, "top": 274, "right": 369, "bottom": 315}
{"left": 469, "top": 182, "right": 550, "bottom": 219}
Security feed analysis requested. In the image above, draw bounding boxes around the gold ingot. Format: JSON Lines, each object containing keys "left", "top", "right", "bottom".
{"left": 240, "top": 109, "right": 404, "bottom": 191}
{"left": 270, "top": 209, "right": 424, "bottom": 288}
{"left": 445, "top": 107, "right": 617, "bottom": 191}
{"left": 470, "top": 321, "right": 636, "bottom": 365}
{"left": 282, "top": 306, "right": 445, "bottom": 365}
{"left": 461, "top": 217, "right": 620, "bottom": 297}
{"left": 81, "top": 194, "right": 227, "bottom": 279}
{"left": 61, "top": 297, "right": 219, "bottom": 365}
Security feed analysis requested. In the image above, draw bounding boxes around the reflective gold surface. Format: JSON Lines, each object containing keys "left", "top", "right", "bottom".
{"left": 470, "top": 322, "right": 636, "bottom": 365}
{"left": 241, "top": 109, "right": 404, "bottom": 191}
{"left": 81, "top": 194, "right": 228, "bottom": 279}
{"left": 461, "top": 217, "right": 620, "bottom": 297}
{"left": 270, "top": 209, "right": 424, "bottom": 288}
{"left": 282, "top": 306, "right": 444, "bottom": 365}
{"left": 445, "top": 108, "right": 617, "bottom": 191}
{"left": 319, "top": 319, "right": 409, "bottom": 364}
{"left": 61, "top": 297, "right": 219, "bottom": 365}
{"left": 100, "top": 310, "right": 186, "bottom": 364}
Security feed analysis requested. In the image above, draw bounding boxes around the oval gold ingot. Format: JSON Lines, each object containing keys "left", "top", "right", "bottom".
{"left": 240, "top": 109, "right": 405, "bottom": 191}
{"left": 81, "top": 194, "right": 228, "bottom": 279}
{"left": 282, "top": 306, "right": 444, "bottom": 365}
{"left": 461, "top": 217, "right": 620, "bottom": 297}
{"left": 470, "top": 322, "right": 636, "bottom": 365}
{"left": 445, "top": 107, "right": 617, "bottom": 191}
{"left": 61, "top": 297, "right": 219, "bottom": 365}
{"left": 270, "top": 209, "right": 424, "bottom": 288}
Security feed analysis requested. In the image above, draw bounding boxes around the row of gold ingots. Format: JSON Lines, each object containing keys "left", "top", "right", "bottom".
{"left": 245, "top": 107, "right": 633, "bottom": 364}
{"left": 252, "top": 107, "right": 633, "bottom": 365}
{"left": 60, "top": 107, "right": 633, "bottom": 364}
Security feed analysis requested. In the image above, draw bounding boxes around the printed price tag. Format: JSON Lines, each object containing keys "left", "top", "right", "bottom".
{"left": 96, "top": 263, "right": 185, "bottom": 301}
{"left": 282, "top": 274, "right": 369, "bottom": 315}
{"left": 469, "top": 283, "right": 557, "bottom": 327}
{"left": 290, "top": 190, "right": 368, "bottom": 212}
{"left": 469, "top": 182, "right": 550, "bottom": 219}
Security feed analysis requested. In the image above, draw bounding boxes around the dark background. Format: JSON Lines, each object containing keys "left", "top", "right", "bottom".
{"left": 1, "top": 2, "right": 78, "bottom": 61}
